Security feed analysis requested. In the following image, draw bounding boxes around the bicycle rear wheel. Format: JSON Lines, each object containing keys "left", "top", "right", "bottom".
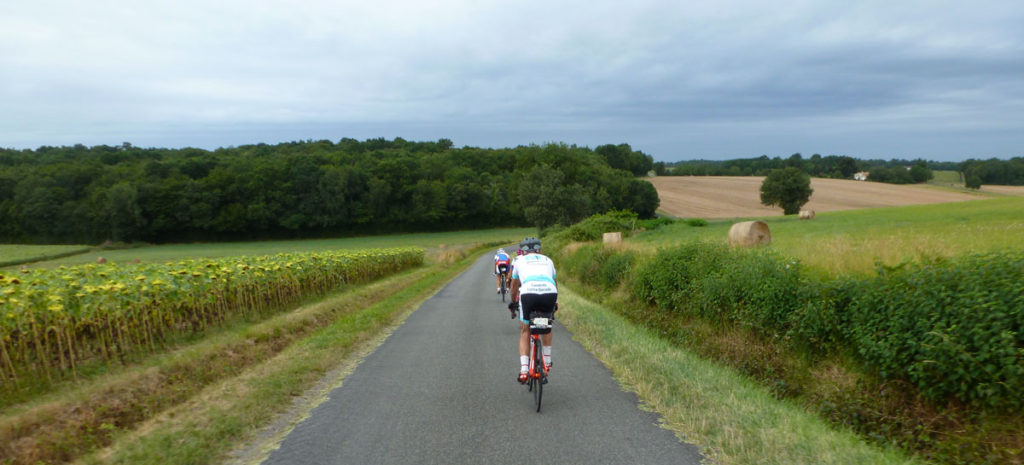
{"left": 501, "top": 274, "right": 507, "bottom": 302}
{"left": 527, "top": 336, "right": 535, "bottom": 393}
{"left": 533, "top": 337, "right": 544, "bottom": 412}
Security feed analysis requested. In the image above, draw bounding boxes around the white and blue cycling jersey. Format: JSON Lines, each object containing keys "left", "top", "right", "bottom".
{"left": 511, "top": 253, "right": 557, "bottom": 295}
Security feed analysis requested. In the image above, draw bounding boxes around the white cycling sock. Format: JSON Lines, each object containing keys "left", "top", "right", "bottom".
{"left": 542, "top": 346, "right": 552, "bottom": 365}
{"left": 520, "top": 355, "right": 529, "bottom": 373}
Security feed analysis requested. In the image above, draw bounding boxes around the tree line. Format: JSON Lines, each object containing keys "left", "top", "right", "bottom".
{"left": 959, "top": 157, "right": 1024, "bottom": 187}
{"left": 667, "top": 153, "right": 1024, "bottom": 187}
{"left": 665, "top": 153, "right": 942, "bottom": 184}
{"left": 0, "top": 139, "right": 659, "bottom": 244}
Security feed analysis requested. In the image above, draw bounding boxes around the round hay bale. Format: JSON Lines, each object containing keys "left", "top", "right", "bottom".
{"left": 728, "top": 221, "right": 771, "bottom": 247}
{"left": 96, "top": 256, "right": 107, "bottom": 264}
{"left": 799, "top": 209, "right": 815, "bottom": 220}
{"left": 602, "top": 231, "right": 623, "bottom": 245}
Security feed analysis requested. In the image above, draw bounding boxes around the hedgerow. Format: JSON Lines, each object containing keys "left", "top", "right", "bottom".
{"left": 560, "top": 240, "right": 1024, "bottom": 411}
{"left": 560, "top": 243, "right": 638, "bottom": 292}
{"left": 839, "top": 253, "right": 1024, "bottom": 409}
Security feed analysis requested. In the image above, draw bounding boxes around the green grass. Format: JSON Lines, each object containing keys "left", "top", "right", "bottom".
{"left": 557, "top": 286, "right": 923, "bottom": 465}
{"left": 929, "top": 170, "right": 963, "bottom": 185}
{"left": 632, "top": 197, "right": 1024, "bottom": 276}
{"left": 0, "top": 244, "right": 92, "bottom": 267}
{"left": 4, "top": 227, "right": 532, "bottom": 269}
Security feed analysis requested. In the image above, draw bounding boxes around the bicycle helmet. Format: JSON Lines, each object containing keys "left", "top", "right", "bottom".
{"left": 519, "top": 237, "right": 541, "bottom": 253}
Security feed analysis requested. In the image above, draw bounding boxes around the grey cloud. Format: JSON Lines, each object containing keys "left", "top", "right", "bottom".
{"left": 1, "top": 0, "right": 1023, "bottom": 162}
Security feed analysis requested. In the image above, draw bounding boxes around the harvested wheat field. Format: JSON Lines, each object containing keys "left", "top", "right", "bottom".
{"left": 981, "top": 185, "right": 1024, "bottom": 196}
{"left": 647, "top": 176, "right": 985, "bottom": 219}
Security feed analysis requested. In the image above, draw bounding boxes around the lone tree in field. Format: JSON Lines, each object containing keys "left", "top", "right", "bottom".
{"left": 760, "top": 167, "right": 813, "bottom": 215}
{"left": 965, "top": 174, "right": 982, "bottom": 189}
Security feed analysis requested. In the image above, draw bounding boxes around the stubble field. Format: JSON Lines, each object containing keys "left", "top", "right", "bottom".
{"left": 646, "top": 176, "right": 988, "bottom": 218}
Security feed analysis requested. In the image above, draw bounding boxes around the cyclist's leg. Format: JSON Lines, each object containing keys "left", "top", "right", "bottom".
{"left": 518, "top": 305, "right": 530, "bottom": 382}
{"left": 518, "top": 299, "right": 531, "bottom": 355}
{"left": 536, "top": 293, "right": 556, "bottom": 369}
{"left": 541, "top": 332, "right": 553, "bottom": 369}
{"left": 518, "top": 322, "right": 530, "bottom": 357}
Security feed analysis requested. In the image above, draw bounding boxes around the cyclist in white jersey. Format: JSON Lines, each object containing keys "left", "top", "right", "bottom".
{"left": 507, "top": 237, "right": 557, "bottom": 383}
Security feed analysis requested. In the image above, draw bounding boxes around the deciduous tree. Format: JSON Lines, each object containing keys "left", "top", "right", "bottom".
{"left": 760, "top": 167, "right": 813, "bottom": 215}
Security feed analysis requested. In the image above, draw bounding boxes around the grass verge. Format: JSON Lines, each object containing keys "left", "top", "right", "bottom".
{"left": 69, "top": 244, "right": 485, "bottom": 465}
{"left": 556, "top": 284, "right": 925, "bottom": 465}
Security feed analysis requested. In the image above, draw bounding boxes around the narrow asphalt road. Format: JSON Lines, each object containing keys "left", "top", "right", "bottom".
{"left": 262, "top": 252, "right": 704, "bottom": 465}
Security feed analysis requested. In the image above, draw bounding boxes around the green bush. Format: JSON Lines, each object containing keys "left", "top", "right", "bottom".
{"left": 559, "top": 243, "right": 637, "bottom": 292}
{"left": 632, "top": 244, "right": 804, "bottom": 334}
{"left": 631, "top": 242, "right": 731, "bottom": 312}
{"left": 685, "top": 218, "right": 708, "bottom": 227}
{"left": 844, "top": 253, "right": 1024, "bottom": 409}
{"left": 695, "top": 250, "right": 804, "bottom": 334}
{"left": 561, "top": 210, "right": 639, "bottom": 242}
{"left": 561, "top": 243, "right": 604, "bottom": 287}
{"left": 785, "top": 278, "right": 856, "bottom": 352}
{"left": 598, "top": 250, "right": 637, "bottom": 290}
{"left": 638, "top": 217, "right": 676, "bottom": 230}
{"left": 539, "top": 224, "right": 567, "bottom": 238}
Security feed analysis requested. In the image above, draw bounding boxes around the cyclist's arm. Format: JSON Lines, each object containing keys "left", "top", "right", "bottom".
{"left": 510, "top": 277, "right": 520, "bottom": 302}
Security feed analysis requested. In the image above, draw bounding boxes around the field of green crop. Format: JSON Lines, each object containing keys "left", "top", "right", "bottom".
{"left": 2, "top": 227, "right": 533, "bottom": 269}
{"left": 632, "top": 196, "right": 1024, "bottom": 276}
{"left": 929, "top": 169, "right": 963, "bottom": 185}
{"left": 0, "top": 245, "right": 92, "bottom": 267}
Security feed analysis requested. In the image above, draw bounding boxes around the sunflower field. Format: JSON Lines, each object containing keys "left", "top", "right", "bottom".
{"left": 0, "top": 247, "right": 423, "bottom": 385}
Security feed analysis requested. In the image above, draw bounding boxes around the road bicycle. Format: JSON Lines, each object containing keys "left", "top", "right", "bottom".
{"left": 497, "top": 264, "right": 509, "bottom": 302}
{"left": 524, "top": 312, "right": 553, "bottom": 412}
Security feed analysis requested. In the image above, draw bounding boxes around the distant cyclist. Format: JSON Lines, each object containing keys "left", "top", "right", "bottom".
{"left": 504, "top": 247, "right": 525, "bottom": 297}
{"left": 493, "top": 248, "right": 511, "bottom": 294}
{"left": 507, "top": 237, "right": 557, "bottom": 383}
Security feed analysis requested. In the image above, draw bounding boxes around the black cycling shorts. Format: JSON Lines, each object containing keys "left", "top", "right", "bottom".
{"left": 518, "top": 293, "right": 557, "bottom": 322}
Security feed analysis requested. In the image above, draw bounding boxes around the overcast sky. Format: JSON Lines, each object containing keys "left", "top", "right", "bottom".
{"left": 2, "top": 0, "right": 1022, "bottom": 162}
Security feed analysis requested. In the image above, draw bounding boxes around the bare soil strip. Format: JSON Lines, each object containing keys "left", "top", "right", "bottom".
{"left": 647, "top": 176, "right": 984, "bottom": 219}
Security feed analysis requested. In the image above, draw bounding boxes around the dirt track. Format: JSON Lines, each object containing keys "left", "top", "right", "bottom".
{"left": 646, "top": 176, "right": 986, "bottom": 219}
